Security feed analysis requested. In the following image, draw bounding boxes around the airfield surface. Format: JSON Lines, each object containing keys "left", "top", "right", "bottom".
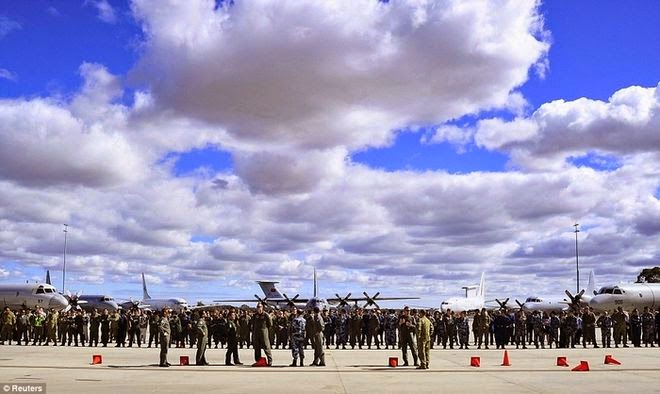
{"left": 0, "top": 345, "right": 658, "bottom": 393}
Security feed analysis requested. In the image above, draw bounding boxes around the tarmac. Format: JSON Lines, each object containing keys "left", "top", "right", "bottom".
{"left": 0, "top": 344, "right": 658, "bottom": 393}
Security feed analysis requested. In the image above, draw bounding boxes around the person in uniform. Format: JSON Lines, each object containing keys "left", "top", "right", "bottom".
{"left": 89, "top": 309, "right": 100, "bottom": 347}
{"left": 309, "top": 307, "right": 326, "bottom": 366}
{"left": 100, "top": 309, "right": 110, "bottom": 347}
{"left": 596, "top": 310, "right": 613, "bottom": 348}
{"left": 159, "top": 309, "right": 171, "bottom": 367}
{"left": 335, "top": 308, "right": 348, "bottom": 349}
{"left": 348, "top": 309, "right": 361, "bottom": 349}
{"left": 641, "top": 306, "right": 656, "bottom": 347}
{"left": 15, "top": 310, "right": 28, "bottom": 346}
{"left": 612, "top": 307, "right": 628, "bottom": 348}
{"left": 582, "top": 307, "right": 597, "bottom": 348}
{"left": 289, "top": 308, "right": 306, "bottom": 367}
{"left": 147, "top": 310, "right": 159, "bottom": 348}
{"left": 514, "top": 310, "right": 527, "bottom": 349}
{"left": 416, "top": 309, "right": 431, "bottom": 370}
{"left": 399, "top": 306, "right": 418, "bottom": 366}
{"left": 251, "top": 302, "right": 273, "bottom": 366}
{"left": 225, "top": 309, "right": 242, "bottom": 365}
{"left": 1, "top": 307, "right": 16, "bottom": 345}
{"left": 629, "top": 308, "right": 642, "bottom": 347}
{"left": 322, "top": 309, "right": 334, "bottom": 349}
{"left": 384, "top": 309, "right": 398, "bottom": 350}
{"left": 456, "top": 311, "right": 470, "bottom": 349}
{"left": 548, "top": 311, "right": 560, "bottom": 348}
{"left": 366, "top": 309, "right": 380, "bottom": 350}
{"left": 238, "top": 310, "right": 251, "bottom": 349}
{"left": 44, "top": 309, "right": 58, "bottom": 346}
{"left": 195, "top": 311, "right": 209, "bottom": 365}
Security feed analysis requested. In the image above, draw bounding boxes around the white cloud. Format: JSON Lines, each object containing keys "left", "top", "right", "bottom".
{"left": 473, "top": 83, "right": 660, "bottom": 170}
{"left": 87, "top": 0, "right": 117, "bottom": 24}
{"left": 0, "top": 15, "right": 21, "bottom": 39}
{"left": 0, "top": 68, "right": 16, "bottom": 81}
{"left": 130, "top": 0, "right": 549, "bottom": 152}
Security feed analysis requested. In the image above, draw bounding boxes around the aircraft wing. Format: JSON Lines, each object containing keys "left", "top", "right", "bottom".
{"left": 213, "top": 298, "right": 311, "bottom": 304}
{"left": 326, "top": 295, "right": 420, "bottom": 305}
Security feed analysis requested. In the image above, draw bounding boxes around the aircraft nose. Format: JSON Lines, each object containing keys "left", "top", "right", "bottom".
{"left": 50, "top": 295, "right": 69, "bottom": 310}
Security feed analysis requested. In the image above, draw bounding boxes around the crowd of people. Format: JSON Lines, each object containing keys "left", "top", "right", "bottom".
{"left": 1, "top": 304, "right": 658, "bottom": 368}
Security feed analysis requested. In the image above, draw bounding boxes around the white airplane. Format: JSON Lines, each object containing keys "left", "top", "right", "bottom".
{"left": 440, "top": 273, "right": 487, "bottom": 313}
{"left": 589, "top": 281, "right": 660, "bottom": 312}
{"left": 215, "top": 269, "right": 418, "bottom": 310}
{"left": 0, "top": 282, "right": 69, "bottom": 311}
{"left": 520, "top": 271, "right": 596, "bottom": 313}
{"left": 120, "top": 273, "right": 189, "bottom": 313}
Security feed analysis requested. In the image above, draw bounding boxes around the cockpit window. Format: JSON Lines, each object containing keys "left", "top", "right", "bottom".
{"left": 36, "top": 287, "right": 45, "bottom": 294}
{"left": 613, "top": 289, "right": 622, "bottom": 295}
{"left": 45, "top": 288, "right": 53, "bottom": 293}
{"left": 598, "top": 287, "right": 614, "bottom": 294}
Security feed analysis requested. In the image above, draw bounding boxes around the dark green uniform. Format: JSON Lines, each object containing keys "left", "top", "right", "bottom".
{"left": 251, "top": 310, "right": 273, "bottom": 365}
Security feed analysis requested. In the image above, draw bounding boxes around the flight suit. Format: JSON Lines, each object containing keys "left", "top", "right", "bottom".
{"left": 309, "top": 313, "right": 325, "bottom": 366}
{"left": 416, "top": 315, "right": 432, "bottom": 369}
{"left": 399, "top": 314, "right": 418, "bottom": 366}
{"left": 159, "top": 314, "right": 171, "bottom": 366}
{"left": 195, "top": 316, "right": 208, "bottom": 365}
{"left": 251, "top": 311, "right": 273, "bottom": 365}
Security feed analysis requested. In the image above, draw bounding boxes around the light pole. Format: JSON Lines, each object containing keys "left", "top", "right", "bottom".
{"left": 573, "top": 223, "right": 580, "bottom": 293}
{"left": 62, "top": 224, "right": 68, "bottom": 292}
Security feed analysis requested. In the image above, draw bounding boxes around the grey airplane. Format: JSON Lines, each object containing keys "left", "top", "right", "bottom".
{"left": 120, "top": 273, "right": 189, "bottom": 313}
{"left": 215, "top": 268, "right": 419, "bottom": 310}
{"left": 45, "top": 270, "right": 119, "bottom": 312}
{"left": 0, "top": 282, "right": 69, "bottom": 311}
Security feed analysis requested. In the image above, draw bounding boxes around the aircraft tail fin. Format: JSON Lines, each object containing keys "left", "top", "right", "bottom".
{"left": 586, "top": 270, "right": 596, "bottom": 295}
{"left": 479, "top": 272, "right": 486, "bottom": 299}
{"left": 142, "top": 273, "right": 152, "bottom": 300}
{"left": 257, "top": 281, "right": 283, "bottom": 299}
{"left": 46, "top": 270, "right": 51, "bottom": 285}
{"left": 313, "top": 268, "right": 318, "bottom": 298}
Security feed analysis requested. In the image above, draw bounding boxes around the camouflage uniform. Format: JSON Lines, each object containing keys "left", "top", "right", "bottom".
{"left": 641, "top": 308, "right": 656, "bottom": 347}
{"left": 514, "top": 311, "right": 527, "bottom": 349}
{"left": 384, "top": 311, "right": 398, "bottom": 349}
{"left": 456, "top": 315, "right": 469, "bottom": 349}
{"left": 334, "top": 311, "right": 348, "bottom": 349}
{"left": 597, "top": 312, "right": 613, "bottom": 348}
{"left": 290, "top": 313, "right": 306, "bottom": 366}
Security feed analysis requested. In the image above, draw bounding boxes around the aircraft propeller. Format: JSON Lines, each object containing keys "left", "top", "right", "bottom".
{"left": 362, "top": 292, "right": 381, "bottom": 309}
{"left": 495, "top": 298, "right": 510, "bottom": 310}
{"left": 335, "top": 293, "right": 353, "bottom": 308}
{"left": 564, "top": 289, "right": 586, "bottom": 311}
{"left": 254, "top": 294, "right": 268, "bottom": 306}
{"left": 515, "top": 299, "right": 524, "bottom": 309}
{"left": 282, "top": 293, "right": 300, "bottom": 308}
{"left": 63, "top": 290, "right": 88, "bottom": 312}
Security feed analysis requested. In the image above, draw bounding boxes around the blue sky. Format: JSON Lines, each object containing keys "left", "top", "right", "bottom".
{"left": 0, "top": 1, "right": 658, "bottom": 305}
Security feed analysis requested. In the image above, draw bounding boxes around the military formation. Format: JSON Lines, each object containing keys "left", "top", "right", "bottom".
{"left": 1, "top": 304, "right": 659, "bottom": 369}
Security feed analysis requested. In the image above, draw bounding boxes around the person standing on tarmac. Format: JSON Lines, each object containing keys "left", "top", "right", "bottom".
{"left": 251, "top": 302, "right": 273, "bottom": 366}
{"left": 195, "top": 311, "right": 209, "bottom": 365}
{"left": 159, "top": 309, "right": 171, "bottom": 367}
{"left": 309, "top": 307, "right": 326, "bottom": 366}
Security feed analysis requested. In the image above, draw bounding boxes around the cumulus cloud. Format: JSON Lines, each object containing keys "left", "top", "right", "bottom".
{"left": 473, "top": 83, "right": 660, "bottom": 169}
{"left": 131, "top": 0, "right": 548, "bottom": 152}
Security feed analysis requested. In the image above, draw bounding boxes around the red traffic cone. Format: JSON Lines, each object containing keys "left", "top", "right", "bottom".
{"left": 556, "top": 356, "right": 569, "bottom": 367}
{"left": 571, "top": 360, "right": 590, "bottom": 372}
{"left": 501, "top": 350, "right": 511, "bottom": 366}
{"left": 470, "top": 356, "right": 480, "bottom": 367}
{"left": 91, "top": 355, "right": 102, "bottom": 365}
{"left": 604, "top": 355, "right": 621, "bottom": 365}
{"left": 252, "top": 357, "right": 268, "bottom": 367}
{"left": 179, "top": 355, "right": 189, "bottom": 366}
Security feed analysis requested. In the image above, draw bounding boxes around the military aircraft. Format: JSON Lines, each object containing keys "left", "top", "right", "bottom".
{"left": 520, "top": 271, "right": 596, "bottom": 313}
{"left": 45, "top": 270, "right": 119, "bottom": 312}
{"left": 589, "top": 281, "right": 660, "bottom": 312}
{"left": 440, "top": 273, "right": 488, "bottom": 312}
{"left": 120, "top": 273, "right": 189, "bottom": 313}
{"left": 214, "top": 269, "right": 418, "bottom": 310}
{"left": 0, "top": 282, "right": 69, "bottom": 311}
